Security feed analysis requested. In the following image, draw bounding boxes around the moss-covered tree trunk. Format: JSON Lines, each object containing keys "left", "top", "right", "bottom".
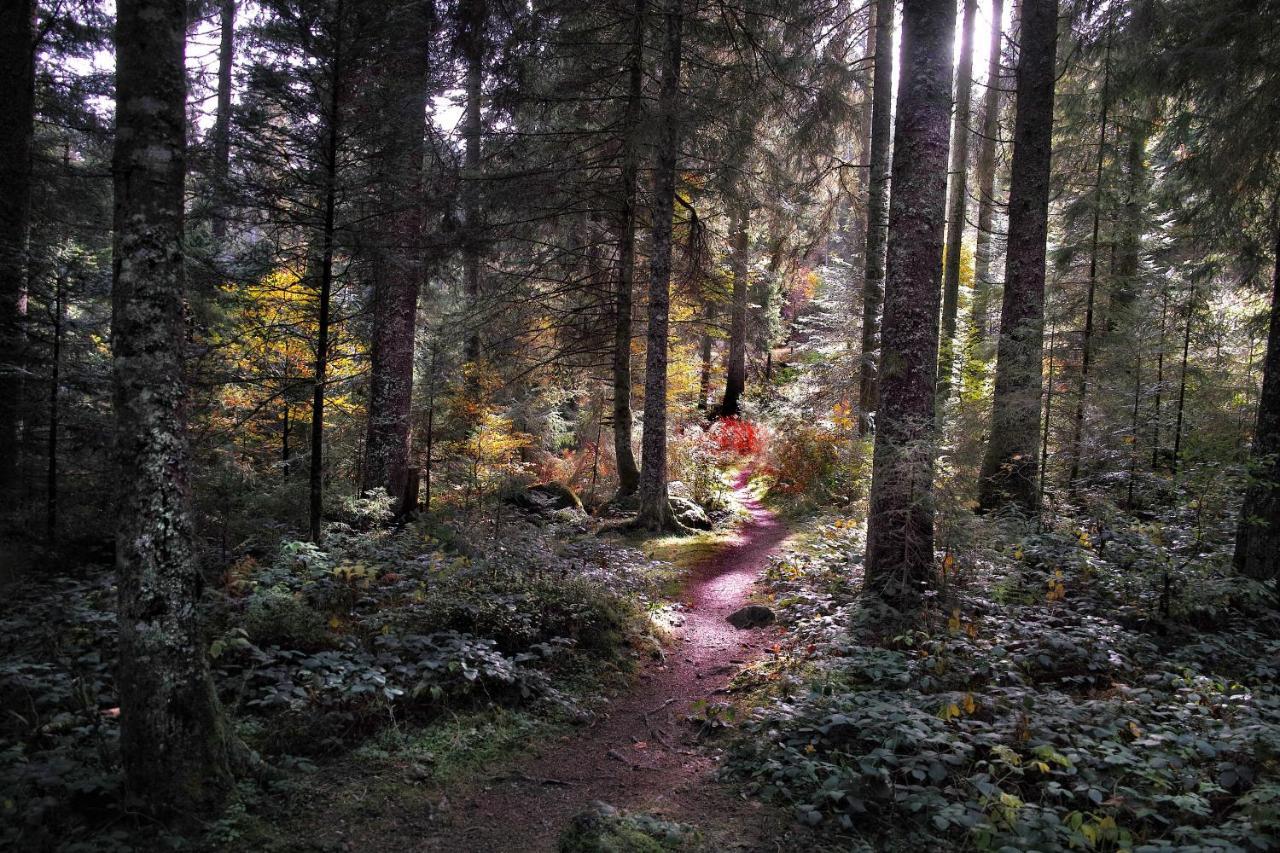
{"left": 612, "top": 0, "right": 644, "bottom": 497}
{"left": 720, "top": 203, "right": 750, "bottom": 417}
{"left": 862, "top": 0, "right": 956, "bottom": 606}
{"left": 363, "top": 0, "right": 433, "bottom": 503}
{"left": 635, "top": 0, "right": 684, "bottom": 531}
{"left": 0, "top": 0, "right": 34, "bottom": 500}
{"left": 1234, "top": 230, "right": 1280, "bottom": 581}
{"left": 977, "top": 0, "right": 1059, "bottom": 515}
{"left": 111, "top": 0, "right": 235, "bottom": 816}
{"left": 937, "top": 0, "right": 977, "bottom": 402}
{"left": 856, "top": 0, "right": 895, "bottom": 433}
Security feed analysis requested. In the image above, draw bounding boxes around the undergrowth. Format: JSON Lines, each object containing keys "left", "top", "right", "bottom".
{"left": 726, "top": 512, "right": 1280, "bottom": 852}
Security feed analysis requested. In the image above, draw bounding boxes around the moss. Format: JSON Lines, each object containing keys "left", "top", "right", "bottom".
{"left": 558, "top": 803, "right": 699, "bottom": 852}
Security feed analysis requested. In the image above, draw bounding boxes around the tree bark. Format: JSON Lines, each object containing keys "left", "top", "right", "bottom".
{"left": 309, "top": 1, "right": 346, "bottom": 542}
{"left": 1067, "top": 41, "right": 1111, "bottom": 492}
{"left": 937, "top": 0, "right": 977, "bottom": 401}
{"left": 698, "top": 298, "right": 716, "bottom": 411}
{"left": 211, "top": 0, "right": 235, "bottom": 242}
{"left": 363, "top": 0, "right": 432, "bottom": 502}
{"left": 112, "top": 0, "right": 234, "bottom": 815}
{"left": 0, "top": 0, "right": 35, "bottom": 499}
{"left": 612, "top": 0, "right": 644, "bottom": 496}
{"left": 47, "top": 270, "right": 64, "bottom": 542}
{"left": 862, "top": 0, "right": 956, "bottom": 606}
{"left": 720, "top": 203, "right": 750, "bottom": 417}
{"left": 856, "top": 0, "right": 895, "bottom": 433}
{"left": 635, "top": 0, "right": 684, "bottom": 531}
{"left": 462, "top": 0, "right": 485, "bottom": 362}
{"left": 977, "top": 0, "right": 1059, "bottom": 515}
{"left": 969, "top": 0, "right": 1004, "bottom": 351}
{"left": 1234, "top": 229, "right": 1280, "bottom": 581}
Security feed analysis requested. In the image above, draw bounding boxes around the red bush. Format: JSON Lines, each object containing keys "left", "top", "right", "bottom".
{"left": 710, "top": 417, "right": 762, "bottom": 456}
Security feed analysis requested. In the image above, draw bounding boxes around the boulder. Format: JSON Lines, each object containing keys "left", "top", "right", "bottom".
{"left": 509, "top": 482, "right": 583, "bottom": 514}
{"left": 726, "top": 604, "right": 776, "bottom": 629}
{"left": 668, "top": 496, "right": 711, "bottom": 530}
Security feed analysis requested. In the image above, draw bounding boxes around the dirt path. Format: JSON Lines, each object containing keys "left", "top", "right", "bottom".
{"left": 422, "top": 471, "right": 792, "bottom": 851}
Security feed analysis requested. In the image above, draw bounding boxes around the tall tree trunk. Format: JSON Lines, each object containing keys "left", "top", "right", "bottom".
{"left": 363, "top": 0, "right": 432, "bottom": 502}
{"left": 862, "top": 0, "right": 956, "bottom": 606}
{"left": 612, "top": 0, "right": 644, "bottom": 496}
{"left": 1109, "top": 120, "right": 1146, "bottom": 322}
{"left": 47, "top": 270, "right": 64, "bottom": 542}
{"left": 856, "top": 0, "right": 895, "bottom": 433}
{"left": 1038, "top": 318, "right": 1056, "bottom": 509}
{"left": 698, "top": 299, "right": 716, "bottom": 411}
{"left": 969, "top": 0, "right": 1005, "bottom": 351}
{"left": 112, "top": 0, "right": 234, "bottom": 815}
{"left": 1067, "top": 41, "right": 1111, "bottom": 492}
{"left": 1234, "top": 230, "right": 1280, "bottom": 580}
{"left": 720, "top": 203, "right": 750, "bottom": 417}
{"left": 1171, "top": 282, "right": 1194, "bottom": 475}
{"left": 635, "top": 0, "right": 684, "bottom": 531}
{"left": 1151, "top": 285, "right": 1168, "bottom": 468}
{"left": 309, "top": 2, "right": 345, "bottom": 542}
{"left": 937, "top": 0, "right": 977, "bottom": 401}
{"left": 211, "top": 0, "right": 235, "bottom": 242}
{"left": 0, "top": 0, "right": 35, "bottom": 500}
{"left": 977, "top": 0, "right": 1059, "bottom": 515}
{"left": 462, "top": 0, "right": 485, "bottom": 362}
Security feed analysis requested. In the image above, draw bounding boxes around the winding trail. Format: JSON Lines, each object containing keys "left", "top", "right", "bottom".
{"left": 424, "top": 471, "right": 792, "bottom": 851}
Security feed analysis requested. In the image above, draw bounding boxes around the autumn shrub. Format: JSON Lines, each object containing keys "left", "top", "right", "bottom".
{"left": 709, "top": 416, "right": 763, "bottom": 456}
{"left": 761, "top": 407, "right": 869, "bottom": 510}
{"left": 667, "top": 425, "right": 731, "bottom": 508}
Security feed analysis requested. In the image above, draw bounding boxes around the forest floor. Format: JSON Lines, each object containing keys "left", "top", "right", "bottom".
{"left": 309, "top": 470, "right": 800, "bottom": 852}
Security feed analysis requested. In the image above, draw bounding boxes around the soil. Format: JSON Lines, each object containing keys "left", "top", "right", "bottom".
{"left": 421, "top": 471, "right": 795, "bottom": 851}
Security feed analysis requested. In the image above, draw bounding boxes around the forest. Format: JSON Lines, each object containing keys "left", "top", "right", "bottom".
{"left": 1, "top": 0, "right": 1279, "bottom": 849}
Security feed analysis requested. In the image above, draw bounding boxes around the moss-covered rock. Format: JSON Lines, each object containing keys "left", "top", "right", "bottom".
{"left": 558, "top": 802, "right": 699, "bottom": 852}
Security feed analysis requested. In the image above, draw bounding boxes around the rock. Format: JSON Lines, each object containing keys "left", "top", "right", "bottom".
{"left": 666, "top": 480, "right": 694, "bottom": 500}
{"left": 559, "top": 802, "right": 698, "bottom": 853}
{"left": 726, "top": 604, "right": 776, "bottom": 629}
{"left": 668, "top": 496, "right": 711, "bottom": 530}
{"left": 509, "top": 482, "right": 583, "bottom": 514}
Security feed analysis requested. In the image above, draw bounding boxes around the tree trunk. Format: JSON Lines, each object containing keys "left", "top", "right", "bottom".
{"left": 720, "top": 203, "right": 750, "bottom": 417}
{"left": 462, "top": 0, "right": 485, "bottom": 362}
{"left": 977, "top": 0, "right": 1059, "bottom": 515}
{"left": 112, "top": 0, "right": 234, "bottom": 816}
{"left": 635, "top": 0, "right": 684, "bottom": 532}
{"left": 1067, "top": 44, "right": 1111, "bottom": 492}
{"left": 1171, "top": 282, "right": 1194, "bottom": 475}
{"left": 612, "top": 0, "right": 644, "bottom": 496}
{"left": 937, "top": 0, "right": 977, "bottom": 401}
{"left": 1234, "top": 230, "right": 1280, "bottom": 581}
{"left": 211, "top": 0, "right": 235, "bottom": 242}
{"left": 0, "top": 0, "right": 35, "bottom": 500}
{"left": 1109, "top": 121, "right": 1146, "bottom": 323}
{"left": 309, "top": 2, "right": 346, "bottom": 542}
{"left": 969, "top": 0, "right": 1004, "bottom": 351}
{"left": 47, "top": 270, "right": 64, "bottom": 542}
{"left": 1152, "top": 285, "right": 1168, "bottom": 468}
{"left": 698, "top": 298, "right": 716, "bottom": 411}
{"left": 363, "top": 0, "right": 432, "bottom": 501}
{"left": 856, "top": 0, "right": 895, "bottom": 433}
{"left": 1038, "top": 318, "right": 1056, "bottom": 509}
{"left": 862, "top": 0, "right": 956, "bottom": 606}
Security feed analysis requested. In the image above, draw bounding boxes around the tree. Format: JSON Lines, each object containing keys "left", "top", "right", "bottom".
{"left": 856, "top": 0, "right": 895, "bottom": 432}
{"left": 111, "top": 0, "right": 234, "bottom": 815}
{"left": 612, "top": 0, "right": 644, "bottom": 497}
{"left": 977, "top": 0, "right": 1059, "bottom": 515}
{"left": 210, "top": 0, "right": 236, "bottom": 241}
{"left": 0, "top": 0, "right": 35, "bottom": 500}
{"left": 362, "top": 0, "right": 434, "bottom": 505}
{"left": 862, "top": 0, "right": 956, "bottom": 605}
{"left": 1235, "top": 229, "right": 1280, "bottom": 581}
{"left": 720, "top": 202, "right": 751, "bottom": 416}
{"left": 635, "top": 0, "right": 685, "bottom": 531}
{"left": 937, "top": 0, "right": 977, "bottom": 401}
{"left": 969, "top": 0, "right": 1005, "bottom": 351}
